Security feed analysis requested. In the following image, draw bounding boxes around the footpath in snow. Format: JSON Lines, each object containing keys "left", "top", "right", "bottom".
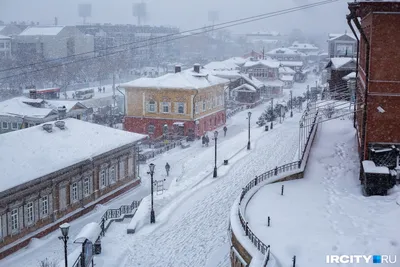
{"left": 95, "top": 111, "right": 302, "bottom": 267}
{"left": 246, "top": 119, "right": 400, "bottom": 267}
{"left": 0, "top": 99, "right": 269, "bottom": 267}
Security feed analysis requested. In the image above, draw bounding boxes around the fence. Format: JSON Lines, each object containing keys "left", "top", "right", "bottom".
{"left": 236, "top": 109, "right": 319, "bottom": 265}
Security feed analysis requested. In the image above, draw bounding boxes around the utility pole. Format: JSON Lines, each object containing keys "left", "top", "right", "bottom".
{"left": 112, "top": 73, "right": 116, "bottom": 128}
{"left": 290, "top": 90, "right": 293, "bottom": 117}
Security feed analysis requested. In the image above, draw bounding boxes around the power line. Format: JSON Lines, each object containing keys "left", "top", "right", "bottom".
{"left": 0, "top": 0, "right": 337, "bottom": 77}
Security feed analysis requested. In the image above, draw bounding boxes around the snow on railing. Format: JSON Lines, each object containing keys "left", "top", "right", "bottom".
{"left": 236, "top": 110, "right": 319, "bottom": 265}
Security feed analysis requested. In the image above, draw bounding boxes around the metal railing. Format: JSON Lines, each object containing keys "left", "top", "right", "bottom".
{"left": 236, "top": 110, "right": 319, "bottom": 265}
{"left": 99, "top": 199, "right": 142, "bottom": 236}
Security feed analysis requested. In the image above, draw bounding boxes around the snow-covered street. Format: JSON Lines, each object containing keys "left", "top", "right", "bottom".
{"left": 246, "top": 119, "right": 400, "bottom": 267}
{"left": 94, "top": 110, "right": 302, "bottom": 267}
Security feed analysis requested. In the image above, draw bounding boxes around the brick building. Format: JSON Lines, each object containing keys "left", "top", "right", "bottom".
{"left": 121, "top": 64, "right": 228, "bottom": 139}
{"left": 348, "top": 1, "right": 400, "bottom": 165}
{"left": 0, "top": 119, "right": 145, "bottom": 258}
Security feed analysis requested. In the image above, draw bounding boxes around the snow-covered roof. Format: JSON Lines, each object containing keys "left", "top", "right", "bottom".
{"left": 263, "top": 80, "right": 284, "bottom": 87}
{"left": 231, "top": 84, "right": 257, "bottom": 92}
{"left": 248, "top": 31, "right": 280, "bottom": 36}
{"left": 19, "top": 26, "right": 64, "bottom": 36}
{"left": 362, "top": 160, "right": 389, "bottom": 174}
{"left": 74, "top": 222, "right": 101, "bottom": 244}
{"left": 243, "top": 59, "right": 280, "bottom": 69}
{"left": 0, "top": 97, "right": 55, "bottom": 118}
{"left": 120, "top": 70, "right": 228, "bottom": 90}
{"left": 329, "top": 33, "right": 356, "bottom": 41}
{"left": 289, "top": 42, "right": 319, "bottom": 50}
{"left": 0, "top": 118, "right": 147, "bottom": 192}
{"left": 326, "top": 57, "right": 356, "bottom": 70}
{"left": 0, "top": 34, "right": 10, "bottom": 39}
{"left": 279, "top": 61, "right": 303, "bottom": 67}
{"left": 279, "top": 67, "right": 296, "bottom": 75}
{"left": 266, "top": 48, "right": 303, "bottom": 55}
{"left": 280, "top": 75, "right": 294, "bottom": 82}
{"left": 342, "top": 72, "right": 356, "bottom": 80}
{"left": 203, "top": 61, "right": 239, "bottom": 71}
{"left": 45, "top": 100, "right": 87, "bottom": 112}
{"left": 224, "top": 57, "right": 247, "bottom": 65}
{"left": 241, "top": 74, "right": 264, "bottom": 89}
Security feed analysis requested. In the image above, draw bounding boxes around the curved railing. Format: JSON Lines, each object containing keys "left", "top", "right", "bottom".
{"left": 235, "top": 109, "right": 319, "bottom": 265}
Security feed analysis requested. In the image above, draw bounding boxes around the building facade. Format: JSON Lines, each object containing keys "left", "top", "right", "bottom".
{"left": 327, "top": 32, "right": 357, "bottom": 58}
{"left": 348, "top": 1, "right": 400, "bottom": 164}
{"left": 266, "top": 48, "right": 304, "bottom": 62}
{"left": 122, "top": 65, "right": 227, "bottom": 139}
{"left": 0, "top": 119, "right": 145, "bottom": 258}
{"left": 325, "top": 57, "right": 356, "bottom": 99}
{"left": 0, "top": 35, "right": 11, "bottom": 58}
{"left": 13, "top": 26, "right": 94, "bottom": 61}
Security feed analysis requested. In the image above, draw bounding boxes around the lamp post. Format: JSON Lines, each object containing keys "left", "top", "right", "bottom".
{"left": 213, "top": 131, "right": 218, "bottom": 178}
{"left": 58, "top": 223, "right": 70, "bottom": 267}
{"left": 247, "top": 111, "right": 252, "bottom": 150}
{"left": 290, "top": 90, "right": 293, "bottom": 117}
{"left": 148, "top": 163, "right": 156, "bottom": 223}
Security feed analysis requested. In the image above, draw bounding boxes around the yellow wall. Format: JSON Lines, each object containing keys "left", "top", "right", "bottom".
{"left": 125, "top": 85, "right": 226, "bottom": 120}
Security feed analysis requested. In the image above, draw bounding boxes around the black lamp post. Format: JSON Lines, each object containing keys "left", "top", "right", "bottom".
{"left": 213, "top": 131, "right": 218, "bottom": 178}
{"left": 148, "top": 163, "right": 156, "bottom": 223}
{"left": 290, "top": 90, "right": 293, "bottom": 117}
{"left": 247, "top": 111, "right": 252, "bottom": 150}
{"left": 58, "top": 222, "right": 70, "bottom": 267}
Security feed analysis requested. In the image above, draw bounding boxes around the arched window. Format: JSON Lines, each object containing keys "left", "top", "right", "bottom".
{"left": 148, "top": 100, "right": 156, "bottom": 112}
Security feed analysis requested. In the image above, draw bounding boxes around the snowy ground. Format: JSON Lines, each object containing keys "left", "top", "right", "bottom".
{"left": 0, "top": 96, "right": 282, "bottom": 267}
{"left": 246, "top": 119, "right": 400, "bottom": 267}
{"left": 0, "top": 78, "right": 314, "bottom": 267}
{"left": 93, "top": 111, "right": 302, "bottom": 267}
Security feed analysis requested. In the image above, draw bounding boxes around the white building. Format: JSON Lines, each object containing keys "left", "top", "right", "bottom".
{"left": 0, "top": 35, "right": 11, "bottom": 58}
{"left": 14, "top": 26, "right": 94, "bottom": 60}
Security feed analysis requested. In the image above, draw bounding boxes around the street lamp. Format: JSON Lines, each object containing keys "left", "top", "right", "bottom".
{"left": 247, "top": 111, "right": 252, "bottom": 150}
{"left": 148, "top": 163, "right": 156, "bottom": 223}
{"left": 58, "top": 223, "right": 70, "bottom": 267}
{"left": 290, "top": 90, "right": 293, "bottom": 117}
{"left": 213, "top": 131, "right": 218, "bottom": 178}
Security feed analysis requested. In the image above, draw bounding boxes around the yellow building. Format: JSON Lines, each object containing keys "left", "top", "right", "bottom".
{"left": 120, "top": 64, "right": 228, "bottom": 139}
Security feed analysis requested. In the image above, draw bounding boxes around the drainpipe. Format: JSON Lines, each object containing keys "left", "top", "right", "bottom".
{"left": 347, "top": 17, "right": 360, "bottom": 130}
{"left": 193, "top": 89, "right": 199, "bottom": 137}
{"left": 347, "top": 8, "right": 370, "bottom": 162}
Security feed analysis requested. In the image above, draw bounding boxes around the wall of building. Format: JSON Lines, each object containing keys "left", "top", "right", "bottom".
{"left": 0, "top": 143, "right": 139, "bottom": 252}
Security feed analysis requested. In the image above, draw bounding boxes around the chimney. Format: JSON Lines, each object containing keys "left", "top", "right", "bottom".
{"left": 55, "top": 120, "right": 65, "bottom": 130}
{"left": 42, "top": 124, "right": 53, "bottom": 133}
{"left": 194, "top": 63, "right": 200, "bottom": 73}
{"left": 58, "top": 106, "right": 67, "bottom": 120}
{"left": 29, "top": 89, "right": 37, "bottom": 99}
{"left": 175, "top": 65, "right": 181, "bottom": 73}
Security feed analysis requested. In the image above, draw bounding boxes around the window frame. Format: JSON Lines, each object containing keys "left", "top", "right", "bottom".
{"left": 83, "top": 177, "right": 90, "bottom": 196}
{"left": 2, "top": 122, "right": 8, "bottom": 129}
{"left": 71, "top": 182, "right": 78, "bottom": 202}
{"left": 41, "top": 196, "right": 48, "bottom": 217}
{"left": 11, "top": 122, "right": 18, "bottom": 129}
{"left": 11, "top": 208, "right": 18, "bottom": 232}
{"left": 100, "top": 170, "right": 106, "bottom": 188}
{"left": 148, "top": 125, "right": 155, "bottom": 134}
{"left": 109, "top": 166, "right": 116, "bottom": 183}
{"left": 26, "top": 202, "right": 34, "bottom": 224}
{"left": 162, "top": 102, "right": 169, "bottom": 113}
{"left": 148, "top": 100, "right": 156, "bottom": 112}
{"left": 177, "top": 102, "right": 185, "bottom": 114}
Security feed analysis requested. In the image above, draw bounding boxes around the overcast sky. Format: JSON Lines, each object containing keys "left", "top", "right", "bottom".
{"left": 0, "top": 0, "right": 349, "bottom": 35}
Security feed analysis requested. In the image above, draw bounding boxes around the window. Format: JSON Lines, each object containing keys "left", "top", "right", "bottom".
{"left": 195, "top": 102, "right": 199, "bottom": 114}
{"left": 5, "top": 42, "right": 10, "bottom": 48}
{"left": 26, "top": 202, "right": 34, "bottom": 224}
{"left": 202, "top": 101, "right": 206, "bottom": 111}
{"left": 162, "top": 102, "right": 169, "bottom": 113}
{"left": 11, "top": 209, "right": 18, "bottom": 232}
{"left": 177, "top": 102, "right": 184, "bottom": 114}
{"left": 28, "top": 123, "right": 34, "bottom": 127}
{"left": 2, "top": 122, "right": 8, "bottom": 129}
{"left": 83, "top": 178, "right": 90, "bottom": 196}
{"left": 0, "top": 43, "right": 4, "bottom": 48}
{"left": 148, "top": 125, "right": 155, "bottom": 134}
{"left": 100, "top": 170, "right": 106, "bottom": 187}
{"left": 148, "top": 100, "right": 156, "bottom": 112}
{"left": 119, "top": 160, "right": 125, "bottom": 179}
{"left": 11, "top": 122, "right": 17, "bottom": 129}
{"left": 109, "top": 166, "right": 116, "bottom": 183}
{"left": 41, "top": 196, "right": 48, "bottom": 216}
{"left": 71, "top": 183, "right": 78, "bottom": 201}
